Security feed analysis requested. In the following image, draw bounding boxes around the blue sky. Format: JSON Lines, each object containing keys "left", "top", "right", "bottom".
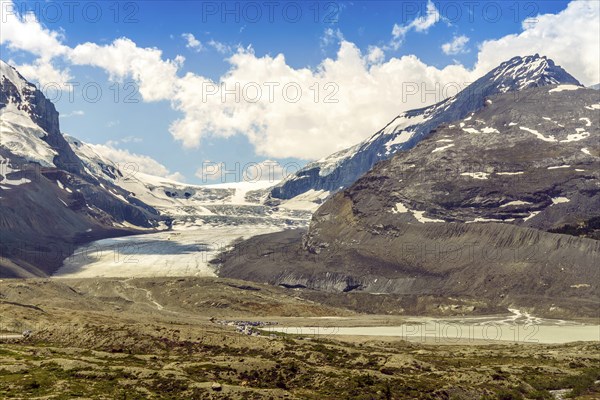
{"left": 2, "top": 0, "right": 596, "bottom": 183}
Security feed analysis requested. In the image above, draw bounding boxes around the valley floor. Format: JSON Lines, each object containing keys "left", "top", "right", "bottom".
{"left": 0, "top": 278, "right": 598, "bottom": 399}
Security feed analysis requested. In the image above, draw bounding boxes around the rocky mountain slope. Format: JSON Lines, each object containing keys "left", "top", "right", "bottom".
{"left": 0, "top": 61, "right": 166, "bottom": 277}
{"left": 268, "top": 55, "right": 582, "bottom": 206}
{"left": 217, "top": 80, "right": 600, "bottom": 318}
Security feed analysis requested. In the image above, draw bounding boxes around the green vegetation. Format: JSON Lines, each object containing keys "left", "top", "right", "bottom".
{"left": 0, "top": 339, "right": 598, "bottom": 399}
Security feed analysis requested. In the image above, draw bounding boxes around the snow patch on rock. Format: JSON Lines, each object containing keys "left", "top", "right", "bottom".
{"left": 520, "top": 126, "right": 557, "bottom": 142}
{"left": 548, "top": 84, "right": 581, "bottom": 93}
{"left": 460, "top": 172, "right": 489, "bottom": 180}
{"left": 432, "top": 144, "right": 454, "bottom": 153}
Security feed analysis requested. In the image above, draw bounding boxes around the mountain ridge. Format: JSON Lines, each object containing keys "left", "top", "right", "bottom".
{"left": 268, "top": 54, "right": 582, "bottom": 204}
{"left": 217, "top": 82, "right": 600, "bottom": 318}
{"left": 1, "top": 60, "right": 167, "bottom": 277}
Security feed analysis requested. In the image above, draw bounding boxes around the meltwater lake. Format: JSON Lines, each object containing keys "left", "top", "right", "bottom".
{"left": 267, "top": 310, "right": 600, "bottom": 344}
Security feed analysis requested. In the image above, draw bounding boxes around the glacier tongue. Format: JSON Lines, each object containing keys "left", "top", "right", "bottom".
{"left": 54, "top": 225, "right": 284, "bottom": 278}
{"left": 55, "top": 137, "right": 315, "bottom": 278}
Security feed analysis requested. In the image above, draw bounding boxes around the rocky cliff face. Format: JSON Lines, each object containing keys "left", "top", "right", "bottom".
{"left": 0, "top": 60, "right": 163, "bottom": 277}
{"left": 269, "top": 55, "right": 582, "bottom": 203}
{"left": 0, "top": 62, "right": 83, "bottom": 174}
{"left": 218, "top": 83, "right": 600, "bottom": 318}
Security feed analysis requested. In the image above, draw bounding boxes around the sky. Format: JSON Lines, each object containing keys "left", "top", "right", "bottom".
{"left": 1, "top": 0, "right": 599, "bottom": 183}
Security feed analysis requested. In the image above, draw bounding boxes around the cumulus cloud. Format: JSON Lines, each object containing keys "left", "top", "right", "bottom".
{"left": 366, "top": 46, "right": 385, "bottom": 65}
{"left": 89, "top": 142, "right": 185, "bottom": 181}
{"left": 1, "top": 0, "right": 72, "bottom": 87}
{"left": 10, "top": 58, "right": 73, "bottom": 88}
{"left": 442, "top": 35, "right": 470, "bottom": 55}
{"left": 170, "top": 43, "right": 473, "bottom": 159}
{"left": 69, "top": 38, "right": 184, "bottom": 102}
{"left": 0, "top": 0, "right": 68, "bottom": 59}
{"left": 473, "top": 0, "right": 600, "bottom": 86}
{"left": 182, "top": 33, "right": 203, "bottom": 52}
{"left": 2, "top": 0, "right": 598, "bottom": 163}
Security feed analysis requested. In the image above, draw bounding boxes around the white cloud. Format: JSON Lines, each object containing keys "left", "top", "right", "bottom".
{"left": 0, "top": 0, "right": 68, "bottom": 59}
{"left": 10, "top": 58, "right": 73, "bottom": 88}
{"left": 366, "top": 46, "right": 385, "bottom": 64}
{"left": 208, "top": 40, "right": 233, "bottom": 54}
{"left": 105, "top": 136, "right": 143, "bottom": 145}
{"left": 321, "top": 28, "right": 345, "bottom": 49}
{"left": 2, "top": 0, "right": 598, "bottom": 163}
{"left": 442, "top": 35, "right": 470, "bottom": 55}
{"left": 165, "top": 172, "right": 186, "bottom": 182}
{"left": 60, "top": 110, "right": 85, "bottom": 118}
{"left": 69, "top": 38, "right": 184, "bottom": 102}
{"left": 390, "top": 0, "right": 441, "bottom": 50}
{"left": 169, "top": 42, "right": 473, "bottom": 159}
{"left": 1, "top": 0, "right": 72, "bottom": 87}
{"left": 89, "top": 142, "right": 184, "bottom": 181}
{"left": 182, "top": 33, "right": 203, "bottom": 52}
{"left": 120, "top": 136, "right": 143, "bottom": 144}
{"left": 473, "top": 0, "right": 600, "bottom": 85}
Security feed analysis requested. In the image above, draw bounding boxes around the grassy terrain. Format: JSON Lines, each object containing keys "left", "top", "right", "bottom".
{"left": 1, "top": 338, "right": 599, "bottom": 399}
{"left": 0, "top": 278, "right": 598, "bottom": 399}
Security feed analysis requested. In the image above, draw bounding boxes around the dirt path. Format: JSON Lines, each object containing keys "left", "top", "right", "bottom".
{"left": 121, "top": 278, "right": 164, "bottom": 310}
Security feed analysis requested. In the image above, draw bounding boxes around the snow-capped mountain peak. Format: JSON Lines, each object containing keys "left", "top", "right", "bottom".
{"left": 1, "top": 60, "right": 29, "bottom": 90}
{"left": 1, "top": 60, "right": 84, "bottom": 173}
{"left": 488, "top": 54, "right": 580, "bottom": 93}
{"left": 0, "top": 59, "right": 33, "bottom": 107}
{"left": 1, "top": 60, "right": 58, "bottom": 166}
{"left": 269, "top": 55, "right": 582, "bottom": 202}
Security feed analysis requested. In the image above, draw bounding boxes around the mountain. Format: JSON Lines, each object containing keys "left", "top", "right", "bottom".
{"left": 0, "top": 60, "right": 165, "bottom": 277}
{"left": 0, "top": 59, "right": 315, "bottom": 277}
{"left": 268, "top": 55, "right": 582, "bottom": 206}
{"left": 217, "top": 81, "right": 600, "bottom": 318}
{"left": 65, "top": 136, "right": 312, "bottom": 229}
{"left": 590, "top": 83, "right": 600, "bottom": 90}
